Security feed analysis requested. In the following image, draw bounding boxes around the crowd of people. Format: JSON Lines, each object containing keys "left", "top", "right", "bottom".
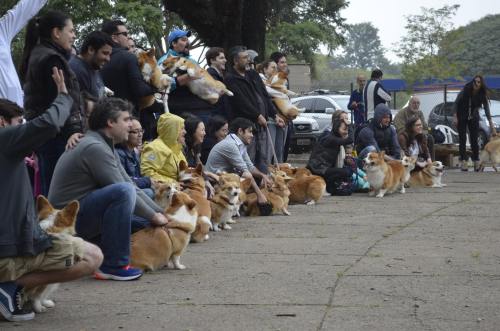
{"left": 0, "top": 0, "right": 497, "bottom": 323}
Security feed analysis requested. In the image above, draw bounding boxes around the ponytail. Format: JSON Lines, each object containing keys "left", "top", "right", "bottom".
{"left": 19, "top": 11, "right": 71, "bottom": 83}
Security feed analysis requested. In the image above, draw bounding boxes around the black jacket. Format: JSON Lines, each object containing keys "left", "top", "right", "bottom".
{"left": 101, "top": 44, "right": 155, "bottom": 113}
{"left": 454, "top": 81, "right": 491, "bottom": 121}
{"left": 207, "top": 67, "right": 230, "bottom": 119}
{"left": 224, "top": 67, "right": 276, "bottom": 121}
{"left": 24, "top": 40, "right": 83, "bottom": 139}
{"left": 307, "top": 127, "right": 353, "bottom": 176}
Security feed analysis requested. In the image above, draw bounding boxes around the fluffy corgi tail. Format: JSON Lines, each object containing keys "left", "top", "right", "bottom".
{"left": 225, "top": 89, "right": 234, "bottom": 97}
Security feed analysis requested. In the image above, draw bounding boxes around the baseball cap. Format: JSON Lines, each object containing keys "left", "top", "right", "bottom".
{"left": 168, "top": 29, "right": 192, "bottom": 46}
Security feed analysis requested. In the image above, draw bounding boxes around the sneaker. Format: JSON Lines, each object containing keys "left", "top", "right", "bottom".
{"left": 460, "top": 160, "right": 468, "bottom": 171}
{"left": 0, "top": 282, "right": 35, "bottom": 322}
{"left": 94, "top": 264, "right": 143, "bottom": 281}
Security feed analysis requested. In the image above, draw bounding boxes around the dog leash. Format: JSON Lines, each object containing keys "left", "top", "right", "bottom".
{"left": 266, "top": 125, "right": 279, "bottom": 165}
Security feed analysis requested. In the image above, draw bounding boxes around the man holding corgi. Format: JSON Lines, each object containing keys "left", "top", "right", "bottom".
{"left": 0, "top": 68, "right": 103, "bottom": 322}
{"left": 356, "top": 103, "right": 401, "bottom": 160}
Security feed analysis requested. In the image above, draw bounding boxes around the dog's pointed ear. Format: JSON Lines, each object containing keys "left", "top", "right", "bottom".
{"left": 195, "top": 163, "right": 203, "bottom": 175}
{"left": 56, "top": 201, "right": 79, "bottom": 228}
{"left": 179, "top": 160, "right": 188, "bottom": 171}
{"left": 147, "top": 47, "right": 155, "bottom": 57}
{"left": 380, "top": 151, "right": 386, "bottom": 158}
{"left": 36, "top": 195, "right": 53, "bottom": 215}
{"left": 61, "top": 200, "right": 80, "bottom": 220}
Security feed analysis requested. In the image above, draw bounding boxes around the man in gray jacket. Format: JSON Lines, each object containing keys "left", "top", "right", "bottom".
{"left": 49, "top": 97, "right": 168, "bottom": 281}
{"left": 0, "top": 68, "right": 103, "bottom": 322}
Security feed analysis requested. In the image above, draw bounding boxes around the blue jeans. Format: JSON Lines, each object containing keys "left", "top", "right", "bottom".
{"left": 267, "top": 121, "right": 287, "bottom": 164}
{"left": 76, "top": 183, "right": 150, "bottom": 268}
{"left": 36, "top": 136, "right": 66, "bottom": 196}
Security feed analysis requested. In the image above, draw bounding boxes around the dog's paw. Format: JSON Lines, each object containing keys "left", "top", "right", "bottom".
{"left": 33, "top": 300, "right": 46, "bottom": 313}
{"left": 375, "top": 193, "right": 385, "bottom": 198}
{"left": 212, "top": 225, "right": 221, "bottom": 232}
{"left": 166, "top": 261, "right": 175, "bottom": 269}
{"left": 174, "top": 264, "right": 186, "bottom": 270}
{"left": 283, "top": 209, "right": 291, "bottom": 216}
{"left": 42, "top": 299, "right": 55, "bottom": 308}
{"left": 204, "top": 234, "right": 210, "bottom": 240}
{"left": 227, "top": 219, "right": 236, "bottom": 224}
{"left": 306, "top": 200, "right": 315, "bottom": 205}
{"left": 223, "top": 224, "right": 232, "bottom": 230}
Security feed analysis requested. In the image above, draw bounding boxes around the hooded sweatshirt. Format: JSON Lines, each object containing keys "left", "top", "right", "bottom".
{"left": 141, "top": 113, "right": 187, "bottom": 183}
{"left": 357, "top": 103, "right": 401, "bottom": 159}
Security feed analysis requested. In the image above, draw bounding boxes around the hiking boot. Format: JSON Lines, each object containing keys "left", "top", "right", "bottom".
{"left": 0, "top": 282, "right": 35, "bottom": 322}
{"left": 94, "top": 264, "right": 143, "bottom": 281}
{"left": 460, "top": 160, "right": 468, "bottom": 171}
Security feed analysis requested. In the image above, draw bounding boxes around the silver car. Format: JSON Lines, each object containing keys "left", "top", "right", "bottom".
{"left": 291, "top": 94, "right": 351, "bottom": 132}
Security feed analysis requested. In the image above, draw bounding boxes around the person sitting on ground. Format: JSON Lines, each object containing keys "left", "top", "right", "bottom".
{"left": 48, "top": 97, "right": 168, "bottom": 281}
{"left": 115, "top": 117, "right": 155, "bottom": 199}
{"left": 0, "top": 68, "right": 102, "bottom": 322}
{"left": 140, "top": 112, "right": 187, "bottom": 184}
{"left": 393, "top": 95, "right": 434, "bottom": 160}
{"left": 200, "top": 115, "right": 228, "bottom": 164}
{"left": 307, "top": 115, "right": 353, "bottom": 195}
{"left": 205, "top": 117, "right": 271, "bottom": 212}
{"left": 356, "top": 103, "right": 401, "bottom": 160}
{"left": 398, "top": 115, "right": 432, "bottom": 171}
{"left": 182, "top": 114, "right": 206, "bottom": 167}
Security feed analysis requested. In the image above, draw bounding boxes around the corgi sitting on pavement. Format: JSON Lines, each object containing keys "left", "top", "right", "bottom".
{"left": 130, "top": 192, "right": 197, "bottom": 271}
{"left": 29, "top": 196, "right": 80, "bottom": 313}
{"left": 246, "top": 175, "right": 291, "bottom": 216}
{"left": 210, "top": 180, "right": 241, "bottom": 231}
{"left": 364, "top": 151, "right": 406, "bottom": 198}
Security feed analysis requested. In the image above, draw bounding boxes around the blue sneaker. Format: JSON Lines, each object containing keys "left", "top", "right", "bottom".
{"left": 94, "top": 264, "right": 143, "bottom": 281}
{"left": 0, "top": 282, "right": 35, "bottom": 322}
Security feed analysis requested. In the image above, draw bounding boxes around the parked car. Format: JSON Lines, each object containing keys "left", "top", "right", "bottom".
{"left": 427, "top": 100, "right": 500, "bottom": 149}
{"left": 291, "top": 94, "right": 350, "bottom": 132}
{"left": 289, "top": 115, "right": 320, "bottom": 153}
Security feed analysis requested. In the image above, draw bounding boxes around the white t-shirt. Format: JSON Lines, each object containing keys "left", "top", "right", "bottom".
{"left": 0, "top": 0, "right": 47, "bottom": 107}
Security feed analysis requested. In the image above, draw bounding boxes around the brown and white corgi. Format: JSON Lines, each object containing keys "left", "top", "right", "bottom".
{"left": 130, "top": 192, "right": 197, "bottom": 271}
{"left": 246, "top": 175, "right": 291, "bottom": 216}
{"left": 479, "top": 135, "right": 500, "bottom": 171}
{"left": 210, "top": 181, "right": 241, "bottom": 231}
{"left": 136, "top": 48, "right": 172, "bottom": 111}
{"left": 363, "top": 151, "right": 406, "bottom": 197}
{"left": 265, "top": 72, "right": 301, "bottom": 121}
{"left": 274, "top": 164, "right": 325, "bottom": 205}
{"left": 29, "top": 196, "right": 79, "bottom": 313}
{"left": 161, "top": 56, "right": 233, "bottom": 104}
{"left": 217, "top": 173, "right": 252, "bottom": 218}
{"left": 409, "top": 161, "right": 446, "bottom": 187}
{"left": 179, "top": 162, "right": 211, "bottom": 243}
{"left": 401, "top": 155, "right": 417, "bottom": 184}
{"left": 153, "top": 181, "right": 179, "bottom": 209}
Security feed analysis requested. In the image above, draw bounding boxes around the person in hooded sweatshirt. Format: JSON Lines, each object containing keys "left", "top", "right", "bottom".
{"left": 356, "top": 103, "right": 401, "bottom": 160}
{"left": 140, "top": 112, "right": 187, "bottom": 184}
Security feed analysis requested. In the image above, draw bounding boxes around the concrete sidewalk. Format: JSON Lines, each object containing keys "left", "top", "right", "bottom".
{"left": 3, "top": 171, "right": 500, "bottom": 330}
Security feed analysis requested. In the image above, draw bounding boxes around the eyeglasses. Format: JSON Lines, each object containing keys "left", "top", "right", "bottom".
{"left": 114, "top": 31, "right": 128, "bottom": 37}
{"left": 130, "top": 129, "right": 144, "bottom": 135}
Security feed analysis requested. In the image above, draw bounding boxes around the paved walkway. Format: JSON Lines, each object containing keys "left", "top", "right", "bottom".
{"left": 3, "top": 171, "right": 500, "bottom": 330}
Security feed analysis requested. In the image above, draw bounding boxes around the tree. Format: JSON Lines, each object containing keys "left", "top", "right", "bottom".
{"left": 164, "top": 0, "right": 347, "bottom": 62}
{"left": 335, "top": 22, "right": 389, "bottom": 70}
{"left": 395, "top": 4, "right": 461, "bottom": 86}
{"left": 440, "top": 14, "right": 500, "bottom": 76}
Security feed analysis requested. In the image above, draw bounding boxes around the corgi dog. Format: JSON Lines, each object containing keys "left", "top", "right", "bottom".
{"left": 161, "top": 56, "right": 233, "bottom": 104}
{"left": 266, "top": 71, "right": 302, "bottom": 120}
{"left": 137, "top": 48, "right": 172, "bottom": 111}
{"left": 178, "top": 162, "right": 211, "bottom": 243}
{"left": 246, "top": 175, "right": 291, "bottom": 216}
{"left": 409, "top": 161, "right": 447, "bottom": 187}
{"left": 130, "top": 192, "right": 197, "bottom": 271}
{"left": 217, "top": 173, "right": 252, "bottom": 217}
{"left": 210, "top": 180, "right": 241, "bottom": 231}
{"left": 29, "top": 196, "right": 79, "bottom": 313}
{"left": 273, "top": 164, "right": 325, "bottom": 205}
{"left": 277, "top": 163, "right": 312, "bottom": 178}
{"left": 401, "top": 156, "right": 417, "bottom": 184}
{"left": 153, "top": 181, "right": 178, "bottom": 209}
{"left": 479, "top": 135, "right": 500, "bottom": 171}
{"left": 363, "top": 151, "right": 406, "bottom": 197}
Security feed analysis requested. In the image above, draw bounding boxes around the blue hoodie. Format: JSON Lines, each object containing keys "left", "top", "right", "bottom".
{"left": 357, "top": 103, "right": 401, "bottom": 159}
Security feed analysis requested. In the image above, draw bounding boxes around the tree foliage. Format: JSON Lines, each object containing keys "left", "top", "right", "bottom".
{"left": 335, "top": 22, "right": 389, "bottom": 70}
{"left": 440, "top": 14, "right": 500, "bottom": 76}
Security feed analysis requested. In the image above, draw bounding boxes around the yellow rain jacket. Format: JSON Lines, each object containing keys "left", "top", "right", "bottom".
{"left": 140, "top": 113, "right": 186, "bottom": 183}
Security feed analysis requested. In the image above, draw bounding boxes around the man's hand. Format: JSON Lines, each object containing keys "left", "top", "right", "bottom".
{"left": 351, "top": 101, "right": 358, "bottom": 109}
{"left": 65, "top": 133, "right": 84, "bottom": 150}
{"left": 257, "top": 114, "right": 267, "bottom": 128}
{"left": 489, "top": 120, "right": 497, "bottom": 136}
{"left": 52, "top": 67, "right": 68, "bottom": 95}
{"left": 260, "top": 174, "right": 272, "bottom": 188}
{"left": 151, "top": 212, "right": 169, "bottom": 226}
{"left": 275, "top": 115, "right": 285, "bottom": 128}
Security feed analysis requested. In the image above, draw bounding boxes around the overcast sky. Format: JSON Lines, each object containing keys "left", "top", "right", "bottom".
{"left": 340, "top": 0, "right": 500, "bottom": 63}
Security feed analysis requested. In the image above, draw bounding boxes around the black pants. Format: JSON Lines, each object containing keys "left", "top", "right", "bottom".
{"left": 457, "top": 117, "right": 479, "bottom": 161}
{"left": 323, "top": 167, "right": 351, "bottom": 194}
{"left": 140, "top": 101, "right": 164, "bottom": 142}
{"left": 426, "top": 134, "right": 435, "bottom": 161}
